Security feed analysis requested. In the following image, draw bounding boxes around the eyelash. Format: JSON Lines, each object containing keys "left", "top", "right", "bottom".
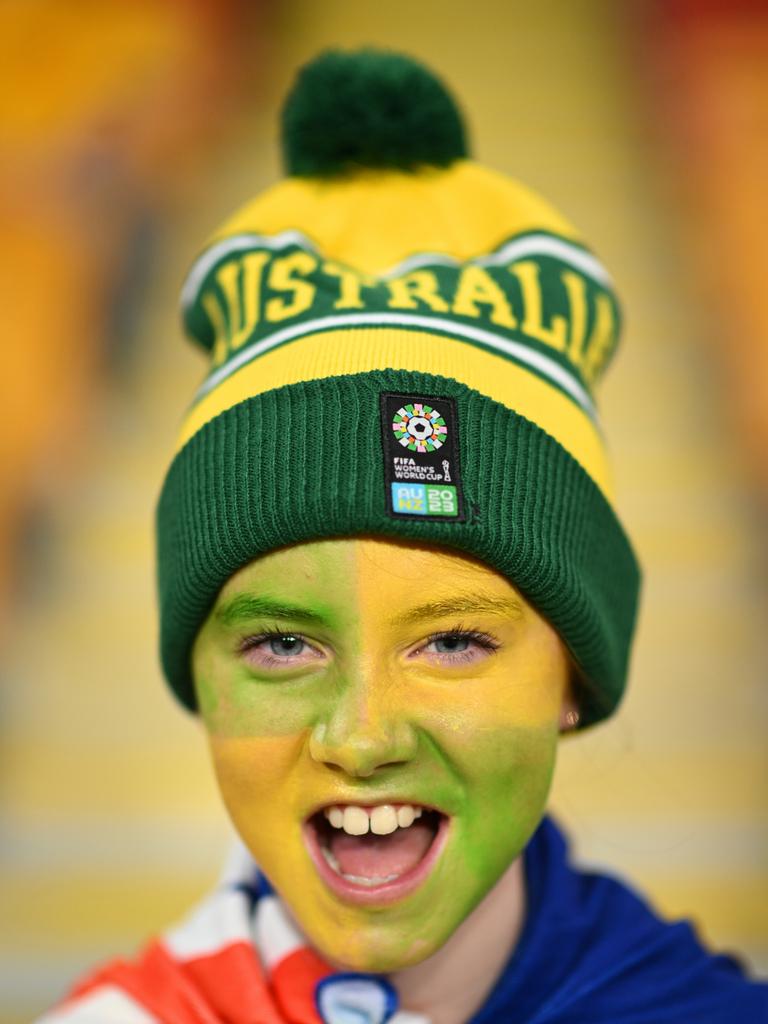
{"left": 237, "top": 625, "right": 317, "bottom": 666}
{"left": 419, "top": 626, "right": 501, "bottom": 663}
{"left": 236, "top": 624, "right": 501, "bottom": 669}
{"left": 238, "top": 625, "right": 292, "bottom": 650}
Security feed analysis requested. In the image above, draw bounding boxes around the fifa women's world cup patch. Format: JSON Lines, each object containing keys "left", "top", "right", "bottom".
{"left": 380, "top": 393, "right": 465, "bottom": 520}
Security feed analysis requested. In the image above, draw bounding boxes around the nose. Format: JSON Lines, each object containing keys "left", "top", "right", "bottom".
{"left": 308, "top": 675, "right": 418, "bottom": 778}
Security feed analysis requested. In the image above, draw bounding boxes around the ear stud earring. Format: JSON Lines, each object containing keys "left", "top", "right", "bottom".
{"left": 563, "top": 709, "right": 580, "bottom": 730}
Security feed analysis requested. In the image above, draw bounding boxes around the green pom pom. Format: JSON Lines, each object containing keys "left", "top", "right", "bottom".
{"left": 281, "top": 48, "right": 468, "bottom": 177}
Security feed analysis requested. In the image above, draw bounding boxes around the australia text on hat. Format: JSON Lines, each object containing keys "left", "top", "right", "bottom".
{"left": 183, "top": 229, "right": 619, "bottom": 414}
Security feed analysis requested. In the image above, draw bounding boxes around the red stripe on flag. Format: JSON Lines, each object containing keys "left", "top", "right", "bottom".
{"left": 64, "top": 941, "right": 219, "bottom": 1023}
{"left": 271, "top": 947, "right": 333, "bottom": 1024}
{"left": 180, "top": 940, "right": 286, "bottom": 1024}
{"left": 60, "top": 939, "right": 288, "bottom": 1023}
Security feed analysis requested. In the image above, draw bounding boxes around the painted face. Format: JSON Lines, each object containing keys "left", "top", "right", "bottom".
{"left": 192, "top": 538, "right": 571, "bottom": 972}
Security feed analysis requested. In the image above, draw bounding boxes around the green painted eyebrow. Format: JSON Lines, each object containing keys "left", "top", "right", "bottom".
{"left": 215, "top": 594, "right": 330, "bottom": 628}
{"left": 391, "top": 594, "right": 524, "bottom": 627}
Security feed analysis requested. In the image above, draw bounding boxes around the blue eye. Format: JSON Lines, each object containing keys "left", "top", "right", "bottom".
{"left": 238, "top": 630, "right": 325, "bottom": 673}
{"left": 269, "top": 635, "right": 305, "bottom": 657}
{"left": 432, "top": 635, "right": 470, "bottom": 654}
{"left": 418, "top": 628, "right": 500, "bottom": 665}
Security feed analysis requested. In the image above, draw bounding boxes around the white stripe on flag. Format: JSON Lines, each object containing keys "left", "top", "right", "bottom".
{"left": 34, "top": 986, "right": 160, "bottom": 1024}
{"left": 162, "top": 888, "right": 253, "bottom": 960}
{"left": 253, "top": 893, "right": 305, "bottom": 971}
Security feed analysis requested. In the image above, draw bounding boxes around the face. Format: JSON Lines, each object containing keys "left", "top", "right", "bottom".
{"left": 192, "top": 538, "right": 572, "bottom": 972}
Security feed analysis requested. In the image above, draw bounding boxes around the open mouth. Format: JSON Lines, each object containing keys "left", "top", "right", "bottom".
{"left": 304, "top": 803, "right": 449, "bottom": 904}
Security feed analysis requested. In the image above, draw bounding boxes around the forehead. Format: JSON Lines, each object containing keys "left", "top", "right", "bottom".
{"left": 213, "top": 537, "right": 526, "bottom": 628}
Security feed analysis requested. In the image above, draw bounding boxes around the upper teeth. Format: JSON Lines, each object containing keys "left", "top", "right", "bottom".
{"left": 324, "top": 804, "right": 424, "bottom": 836}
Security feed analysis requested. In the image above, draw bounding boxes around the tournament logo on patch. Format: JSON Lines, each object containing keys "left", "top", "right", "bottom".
{"left": 391, "top": 403, "right": 448, "bottom": 453}
{"left": 380, "top": 393, "right": 465, "bottom": 521}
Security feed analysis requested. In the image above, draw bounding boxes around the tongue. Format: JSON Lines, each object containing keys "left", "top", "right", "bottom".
{"left": 329, "top": 821, "right": 435, "bottom": 879}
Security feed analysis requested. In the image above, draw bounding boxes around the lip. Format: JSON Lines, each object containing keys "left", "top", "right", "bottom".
{"left": 303, "top": 807, "right": 451, "bottom": 907}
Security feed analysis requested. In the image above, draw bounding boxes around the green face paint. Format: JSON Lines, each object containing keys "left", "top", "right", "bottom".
{"left": 192, "top": 537, "right": 570, "bottom": 971}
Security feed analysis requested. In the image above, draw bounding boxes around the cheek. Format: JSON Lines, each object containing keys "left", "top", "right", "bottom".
{"left": 452, "top": 722, "right": 560, "bottom": 882}
{"left": 208, "top": 734, "right": 305, "bottom": 842}
{"left": 455, "top": 720, "right": 559, "bottom": 811}
{"left": 490, "top": 637, "right": 570, "bottom": 722}
{"left": 413, "top": 644, "right": 567, "bottom": 759}
{"left": 197, "top": 662, "right": 322, "bottom": 739}
{"left": 207, "top": 734, "right": 342, "bottom": 954}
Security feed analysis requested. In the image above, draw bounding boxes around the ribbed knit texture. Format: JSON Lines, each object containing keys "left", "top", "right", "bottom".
{"left": 157, "top": 370, "right": 640, "bottom": 727}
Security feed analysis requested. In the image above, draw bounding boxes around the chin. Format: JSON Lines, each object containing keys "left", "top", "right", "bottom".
{"left": 315, "top": 927, "right": 446, "bottom": 974}
{"left": 299, "top": 913, "right": 456, "bottom": 974}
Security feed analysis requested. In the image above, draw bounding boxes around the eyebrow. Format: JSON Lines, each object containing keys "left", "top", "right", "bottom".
{"left": 391, "top": 594, "right": 524, "bottom": 627}
{"left": 215, "top": 594, "right": 330, "bottom": 628}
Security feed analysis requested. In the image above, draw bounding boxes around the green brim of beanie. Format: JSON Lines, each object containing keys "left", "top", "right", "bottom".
{"left": 157, "top": 369, "right": 640, "bottom": 728}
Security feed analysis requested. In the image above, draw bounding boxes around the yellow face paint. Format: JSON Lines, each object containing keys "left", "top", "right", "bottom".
{"left": 192, "top": 538, "right": 570, "bottom": 972}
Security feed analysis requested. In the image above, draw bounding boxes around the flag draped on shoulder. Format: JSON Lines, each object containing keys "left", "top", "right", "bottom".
{"left": 35, "top": 842, "right": 428, "bottom": 1024}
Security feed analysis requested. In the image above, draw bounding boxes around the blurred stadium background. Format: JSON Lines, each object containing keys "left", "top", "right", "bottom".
{"left": 1, "top": 0, "right": 767, "bottom": 1020}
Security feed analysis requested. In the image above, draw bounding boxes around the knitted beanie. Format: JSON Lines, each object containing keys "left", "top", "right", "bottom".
{"left": 157, "top": 48, "right": 641, "bottom": 727}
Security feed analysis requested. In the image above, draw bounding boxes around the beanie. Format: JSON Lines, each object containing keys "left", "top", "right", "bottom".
{"left": 157, "top": 48, "right": 641, "bottom": 727}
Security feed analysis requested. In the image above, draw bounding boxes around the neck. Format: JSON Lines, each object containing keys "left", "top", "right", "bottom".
{"left": 390, "top": 857, "right": 525, "bottom": 1024}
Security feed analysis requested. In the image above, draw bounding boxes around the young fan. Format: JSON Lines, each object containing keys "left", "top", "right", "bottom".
{"left": 39, "top": 50, "right": 768, "bottom": 1024}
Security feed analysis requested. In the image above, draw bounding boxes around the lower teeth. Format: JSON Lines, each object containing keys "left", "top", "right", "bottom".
{"left": 343, "top": 872, "right": 400, "bottom": 887}
{"left": 321, "top": 845, "right": 341, "bottom": 872}
{"left": 321, "top": 845, "right": 400, "bottom": 886}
